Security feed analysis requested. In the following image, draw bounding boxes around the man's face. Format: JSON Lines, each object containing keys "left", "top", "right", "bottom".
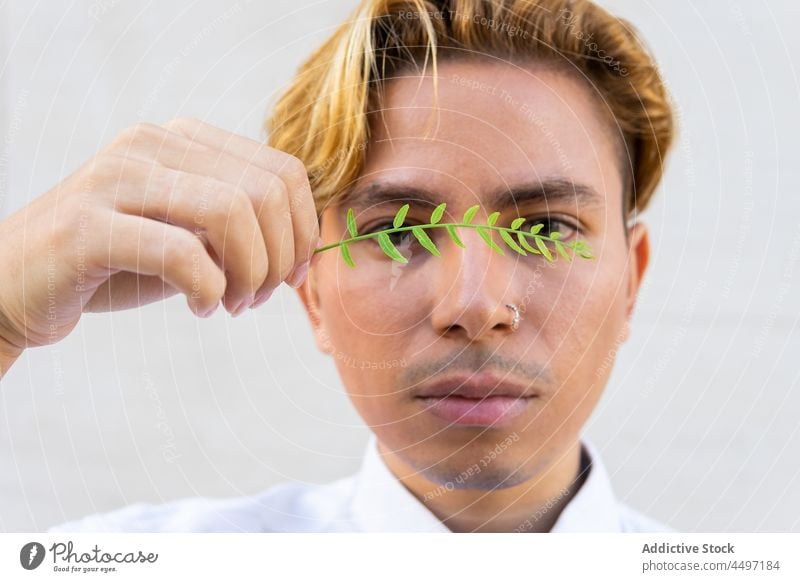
{"left": 298, "top": 59, "right": 648, "bottom": 490}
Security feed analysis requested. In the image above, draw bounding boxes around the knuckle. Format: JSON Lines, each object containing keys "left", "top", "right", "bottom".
{"left": 145, "top": 164, "right": 176, "bottom": 200}
{"left": 110, "top": 122, "right": 163, "bottom": 151}
{"left": 163, "top": 230, "right": 201, "bottom": 270}
{"left": 203, "top": 193, "right": 229, "bottom": 225}
{"left": 84, "top": 154, "right": 123, "bottom": 187}
{"left": 164, "top": 116, "right": 198, "bottom": 133}
{"left": 228, "top": 186, "right": 254, "bottom": 218}
{"left": 255, "top": 171, "right": 286, "bottom": 200}
{"left": 203, "top": 182, "right": 237, "bottom": 222}
{"left": 276, "top": 152, "right": 307, "bottom": 181}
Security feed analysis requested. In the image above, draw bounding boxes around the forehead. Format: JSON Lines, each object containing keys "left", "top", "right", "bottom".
{"left": 358, "top": 58, "right": 624, "bottom": 207}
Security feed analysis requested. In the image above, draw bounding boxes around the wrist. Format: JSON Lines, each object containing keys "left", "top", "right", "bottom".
{"left": 0, "top": 296, "right": 23, "bottom": 378}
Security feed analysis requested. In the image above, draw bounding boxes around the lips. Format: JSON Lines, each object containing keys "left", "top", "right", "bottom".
{"left": 414, "top": 372, "right": 538, "bottom": 427}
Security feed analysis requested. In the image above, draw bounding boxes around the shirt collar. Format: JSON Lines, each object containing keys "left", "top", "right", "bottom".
{"left": 350, "top": 433, "right": 622, "bottom": 532}
{"left": 350, "top": 433, "right": 450, "bottom": 532}
{"left": 549, "top": 439, "right": 622, "bottom": 532}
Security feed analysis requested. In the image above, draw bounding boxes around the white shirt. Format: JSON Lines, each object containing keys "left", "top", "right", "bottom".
{"left": 48, "top": 433, "right": 674, "bottom": 533}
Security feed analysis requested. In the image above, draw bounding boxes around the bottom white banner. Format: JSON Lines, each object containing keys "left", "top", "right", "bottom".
{"left": 1, "top": 533, "right": 797, "bottom": 581}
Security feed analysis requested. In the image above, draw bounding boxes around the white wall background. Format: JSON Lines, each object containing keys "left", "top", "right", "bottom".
{"left": 0, "top": 0, "right": 798, "bottom": 532}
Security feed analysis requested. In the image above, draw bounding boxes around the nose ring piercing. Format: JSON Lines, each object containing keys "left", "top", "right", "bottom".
{"left": 506, "top": 303, "right": 521, "bottom": 331}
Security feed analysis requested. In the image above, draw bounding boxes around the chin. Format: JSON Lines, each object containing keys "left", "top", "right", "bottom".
{"left": 413, "top": 446, "right": 533, "bottom": 491}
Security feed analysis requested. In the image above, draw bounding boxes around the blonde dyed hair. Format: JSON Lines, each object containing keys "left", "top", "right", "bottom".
{"left": 266, "top": 0, "right": 674, "bottom": 222}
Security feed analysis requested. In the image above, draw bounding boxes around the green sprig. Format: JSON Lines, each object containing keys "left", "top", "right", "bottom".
{"left": 314, "top": 203, "right": 595, "bottom": 268}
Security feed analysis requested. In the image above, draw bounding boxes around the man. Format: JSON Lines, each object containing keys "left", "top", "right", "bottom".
{"left": 0, "top": 0, "right": 674, "bottom": 532}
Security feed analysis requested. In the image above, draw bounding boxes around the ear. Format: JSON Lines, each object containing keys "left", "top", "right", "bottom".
{"left": 621, "top": 221, "right": 650, "bottom": 342}
{"left": 295, "top": 266, "right": 333, "bottom": 356}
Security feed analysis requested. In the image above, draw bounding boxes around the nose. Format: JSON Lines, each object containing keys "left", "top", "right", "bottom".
{"left": 429, "top": 226, "right": 520, "bottom": 342}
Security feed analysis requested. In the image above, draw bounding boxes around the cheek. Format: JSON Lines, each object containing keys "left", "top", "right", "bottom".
{"left": 522, "top": 290, "right": 620, "bottom": 444}
{"left": 333, "top": 355, "right": 418, "bottom": 432}
{"left": 314, "top": 262, "right": 425, "bottom": 423}
{"left": 316, "top": 260, "right": 430, "bottom": 333}
{"left": 491, "top": 253, "right": 629, "bottom": 447}
{"left": 527, "top": 255, "right": 629, "bottom": 373}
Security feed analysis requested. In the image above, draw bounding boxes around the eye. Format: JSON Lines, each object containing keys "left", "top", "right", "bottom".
{"left": 365, "top": 221, "right": 418, "bottom": 248}
{"left": 522, "top": 217, "right": 578, "bottom": 239}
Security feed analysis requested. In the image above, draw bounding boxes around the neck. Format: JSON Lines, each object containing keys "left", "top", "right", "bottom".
{"left": 377, "top": 438, "right": 587, "bottom": 533}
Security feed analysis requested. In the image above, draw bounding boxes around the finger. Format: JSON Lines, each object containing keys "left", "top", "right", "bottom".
{"left": 249, "top": 176, "right": 295, "bottom": 294}
{"left": 84, "top": 273, "right": 180, "bottom": 312}
{"left": 111, "top": 124, "right": 296, "bottom": 297}
{"left": 154, "top": 148, "right": 295, "bottom": 297}
{"left": 161, "top": 117, "right": 320, "bottom": 277}
{"left": 109, "top": 158, "right": 267, "bottom": 313}
{"left": 93, "top": 212, "right": 226, "bottom": 317}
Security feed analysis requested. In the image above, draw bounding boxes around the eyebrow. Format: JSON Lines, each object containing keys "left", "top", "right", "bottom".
{"left": 340, "top": 178, "right": 605, "bottom": 212}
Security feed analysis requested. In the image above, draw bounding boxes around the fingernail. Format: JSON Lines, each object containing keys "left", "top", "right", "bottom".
{"left": 232, "top": 295, "right": 254, "bottom": 317}
{"left": 250, "top": 289, "right": 273, "bottom": 309}
{"left": 287, "top": 261, "right": 310, "bottom": 288}
{"left": 200, "top": 303, "right": 219, "bottom": 318}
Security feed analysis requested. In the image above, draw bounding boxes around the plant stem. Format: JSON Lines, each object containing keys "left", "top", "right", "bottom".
{"left": 313, "top": 222, "right": 585, "bottom": 254}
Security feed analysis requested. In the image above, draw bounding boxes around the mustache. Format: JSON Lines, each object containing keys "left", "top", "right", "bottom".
{"left": 397, "top": 346, "right": 553, "bottom": 391}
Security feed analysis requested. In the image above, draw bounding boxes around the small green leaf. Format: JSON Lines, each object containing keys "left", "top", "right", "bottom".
{"left": 393, "top": 204, "right": 410, "bottom": 229}
{"left": 412, "top": 226, "right": 441, "bottom": 257}
{"left": 571, "top": 241, "right": 594, "bottom": 259}
{"left": 340, "top": 242, "right": 355, "bottom": 267}
{"left": 446, "top": 225, "right": 465, "bottom": 248}
{"left": 463, "top": 205, "right": 480, "bottom": 224}
{"left": 535, "top": 237, "right": 554, "bottom": 262}
{"left": 500, "top": 230, "right": 527, "bottom": 256}
{"left": 346, "top": 208, "right": 358, "bottom": 238}
{"left": 530, "top": 223, "right": 545, "bottom": 235}
{"left": 555, "top": 240, "right": 572, "bottom": 261}
{"left": 517, "top": 232, "right": 540, "bottom": 254}
{"left": 377, "top": 232, "right": 408, "bottom": 263}
{"left": 477, "top": 227, "right": 505, "bottom": 255}
{"left": 325, "top": 203, "right": 596, "bottom": 270}
{"left": 569, "top": 241, "right": 588, "bottom": 254}
{"left": 430, "top": 203, "right": 446, "bottom": 225}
